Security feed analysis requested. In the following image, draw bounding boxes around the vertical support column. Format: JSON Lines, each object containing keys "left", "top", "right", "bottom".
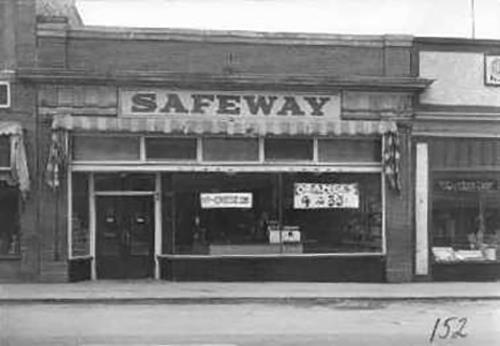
{"left": 89, "top": 172, "right": 96, "bottom": 280}
{"left": 415, "top": 142, "right": 429, "bottom": 276}
{"left": 67, "top": 170, "right": 72, "bottom": 260}
{"left": 154, "top": 172, "right": 162, "bottom": 279}
{"left": 385, "top": 127, "right": 414, "bottom": 282}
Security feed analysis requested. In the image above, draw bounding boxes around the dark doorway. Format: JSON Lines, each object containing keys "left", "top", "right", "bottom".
{"left": 96, "top": 195, "right": 154, "bottom": 279}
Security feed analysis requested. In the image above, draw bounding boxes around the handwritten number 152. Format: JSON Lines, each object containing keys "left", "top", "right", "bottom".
{"left": 429, "top": 317, "right": 468, "bottom": 342}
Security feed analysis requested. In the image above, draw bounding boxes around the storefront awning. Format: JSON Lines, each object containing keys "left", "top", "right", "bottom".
{"left": 46, "top": 114, "right": 401, "bottom": 192}
{"left": 50, "top": 114, "right": 397, "bottom": 136}
{"left": 0, "top": 122, "right": 30, "bottom": 197}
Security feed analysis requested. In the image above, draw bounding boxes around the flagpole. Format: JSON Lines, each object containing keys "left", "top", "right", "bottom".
{"left": 470, "top": 0, "right": 476, "bottom": 39}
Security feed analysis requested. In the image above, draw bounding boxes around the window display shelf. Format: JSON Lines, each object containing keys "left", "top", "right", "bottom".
{"left": 209, "top": 243, "right": 303, "bottom": 255}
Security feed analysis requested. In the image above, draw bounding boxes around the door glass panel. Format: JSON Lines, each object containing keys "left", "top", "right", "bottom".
{"left": 94, "top": 173, "right": 155, "bottom": 191}
{"left": 97, "top": 197, "right": 122, "bottom": 256}
{"left": 128, "top": 197, "right": 154, "bottom": 256}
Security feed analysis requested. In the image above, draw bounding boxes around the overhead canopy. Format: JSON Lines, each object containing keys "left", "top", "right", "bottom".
{"left": 51, "top": 114, "right": 397, "bottom": 137}
{"left": 47, "top": 114, "right": 401, "bottom": 192}
{"left": 0, "top": 122, "right": 23, "bottom": 136}
{"left": 0, "top": 122, "right": 30, "bottom": 197}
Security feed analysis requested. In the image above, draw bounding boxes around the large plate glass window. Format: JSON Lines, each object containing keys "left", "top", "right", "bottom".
{"left": 430, "top": 138, "right": 500, "bottom": 263}
{"left": 161, "top": 172, "right": 382, "bottom": 255}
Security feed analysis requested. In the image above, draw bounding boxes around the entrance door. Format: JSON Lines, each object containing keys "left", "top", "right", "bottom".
{"left": 96, "top": 195, "right": 154, "bottom": 279}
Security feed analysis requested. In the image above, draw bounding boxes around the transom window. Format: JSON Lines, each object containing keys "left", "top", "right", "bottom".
{"left": 72, "top": 135, "right": 382, "bottom": 164}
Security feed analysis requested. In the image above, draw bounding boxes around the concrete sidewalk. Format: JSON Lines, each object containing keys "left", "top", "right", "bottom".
{"left": 0, "top": 281, "right": 500, "bottom": 303}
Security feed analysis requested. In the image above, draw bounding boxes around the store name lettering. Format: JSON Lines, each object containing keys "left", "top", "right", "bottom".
{"left": 126, "top": 91, "right": 334, "bottom": 117}
{"left": 436, "top": 180, "right": 497, "bottom": 192}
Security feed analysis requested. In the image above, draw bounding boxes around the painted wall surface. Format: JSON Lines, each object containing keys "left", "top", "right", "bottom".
{"left": 419, "top": 51, "right": 500, "bottom": 106}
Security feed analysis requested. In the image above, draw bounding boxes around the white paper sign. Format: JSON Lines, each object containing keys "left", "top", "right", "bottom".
{"left": 294, "top": 183, "right": 359, "bottom": 209}
{"left": 200, "top": 192, "right": 253, "bottom": 209}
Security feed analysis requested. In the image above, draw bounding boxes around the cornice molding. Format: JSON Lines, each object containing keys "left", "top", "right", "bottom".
{"left": 36, "top": 23, "right": 413, "bottom": 47}
{"left": 16, "top": 68, "right": 433, "bottom": 92}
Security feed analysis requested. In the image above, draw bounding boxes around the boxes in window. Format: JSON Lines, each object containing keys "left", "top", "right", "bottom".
{"left": 432, "top": 247, "right": 456, "bottom": 262}
{"left": 282, "top": 226, "right": 301, "bottom": 243}
{"left": 268, "top": 226, "right": 301, "bottom": 244}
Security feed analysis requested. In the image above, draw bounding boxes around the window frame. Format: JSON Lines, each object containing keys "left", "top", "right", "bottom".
{"left": 0, "top": 81, "right": 11, "bottom": 109}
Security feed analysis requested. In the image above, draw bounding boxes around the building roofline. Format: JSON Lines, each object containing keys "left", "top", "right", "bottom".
{"left": 37, "top": 23, "right": 414, "bottom": 47}
{"left": 415, "top": 36, "right": 500, "bottom": 47}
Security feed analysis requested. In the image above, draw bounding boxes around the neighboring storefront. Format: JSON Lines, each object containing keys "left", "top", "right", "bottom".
{"left": 414, "top": 38, "right": 500, "bottom": 281}
{"left": 0, "top": 121, "right": 30, "bottom": 257}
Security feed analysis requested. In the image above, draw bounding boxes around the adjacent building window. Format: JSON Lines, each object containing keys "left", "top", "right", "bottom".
{"left": 432, "top": 173, "right": 500, "bottom": 263}
{"left": 430, "top": 139, "right": 500, "bottom": 263}
{"left": 0, "top": 82, "right": 10, "bottom": 108}
{"left": 0, "top": 184, "right": 19, "bottom": 255}
{"left": 0, "top": 137, "right": 10, "bottom": 167}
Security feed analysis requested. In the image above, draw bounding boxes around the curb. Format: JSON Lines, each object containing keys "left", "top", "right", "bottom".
{"left": 1, "top": 296, "right": 499, "bottom": 304}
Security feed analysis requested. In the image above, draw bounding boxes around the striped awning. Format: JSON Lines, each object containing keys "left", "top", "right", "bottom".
{"left": 51, "top": 114, "right": 397, "bottom": 136}
{"left": 0, "top": 122, "right": 23, "bottom": 136}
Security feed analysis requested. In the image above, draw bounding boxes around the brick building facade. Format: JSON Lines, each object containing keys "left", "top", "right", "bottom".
{"left": 5, "top": 0, "right": 497, "bottom": 283}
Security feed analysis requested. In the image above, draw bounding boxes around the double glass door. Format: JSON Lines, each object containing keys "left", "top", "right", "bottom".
{"left": 96, "top": 195, "right": 154, "bottom": 279}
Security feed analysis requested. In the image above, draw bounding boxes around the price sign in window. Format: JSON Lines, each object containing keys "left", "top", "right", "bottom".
{"left": 294, "top": 183, "right": 359, "bottom": 209}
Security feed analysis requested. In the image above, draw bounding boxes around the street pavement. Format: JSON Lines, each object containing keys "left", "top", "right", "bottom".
{"left": 1, "top": 299, "right": 499, "bottom": 346}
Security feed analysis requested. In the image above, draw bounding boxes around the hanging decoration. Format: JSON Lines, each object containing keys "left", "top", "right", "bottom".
{"left": 45, "top": 130, "right": 67, "bottom": 190}
{"left": 383, "top": 130, "right": 401, "bottom": 192}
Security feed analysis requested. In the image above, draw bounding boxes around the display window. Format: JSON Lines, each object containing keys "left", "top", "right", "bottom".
{"left": 431, "top": 172, "right": 500, "bottom": 263}
{"left": 429, "top": 138, "right": 500, "bottom": 263}
{"left": 0, "top": 185, "right": 19, "bottom": 255}
{"left": 162, "top": 172, "right": 383, "bottom": 255}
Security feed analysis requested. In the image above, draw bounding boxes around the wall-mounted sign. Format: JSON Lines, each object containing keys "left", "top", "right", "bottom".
{"left": 485, "top": 55, "right": 500, "bottom": 86}
{"left": 436, "top": 179, "right": 497, "bottom": 192}
{"left": 120, "top": 89, "right": 340, "bottom": 118}
{"left": 200, "top": 192, "right": 253, "bottom": 209}
{"left": 294, "top": 183, "right": 359, "bottom": 209}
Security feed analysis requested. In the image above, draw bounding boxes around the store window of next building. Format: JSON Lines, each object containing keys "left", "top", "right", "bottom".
{"left": 162, "top": 172, "right": 383, "bottom": 255}
{"left": 432, "top": 173, "right": 500, "bottom": 263}
{"left": 0, "top": 184, "right": 20, "bottom": 256}
{"left": 0, "top": 136, "right": 19, "bottom": 256}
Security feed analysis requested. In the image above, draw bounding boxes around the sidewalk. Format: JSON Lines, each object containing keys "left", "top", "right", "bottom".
{"left": 1, "top": 281, "right": 500, "bottom": 303}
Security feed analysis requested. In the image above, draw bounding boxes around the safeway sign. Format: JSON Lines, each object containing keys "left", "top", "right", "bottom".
{"left": 119, "top": 89, "right": 340, "bottom": 119}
